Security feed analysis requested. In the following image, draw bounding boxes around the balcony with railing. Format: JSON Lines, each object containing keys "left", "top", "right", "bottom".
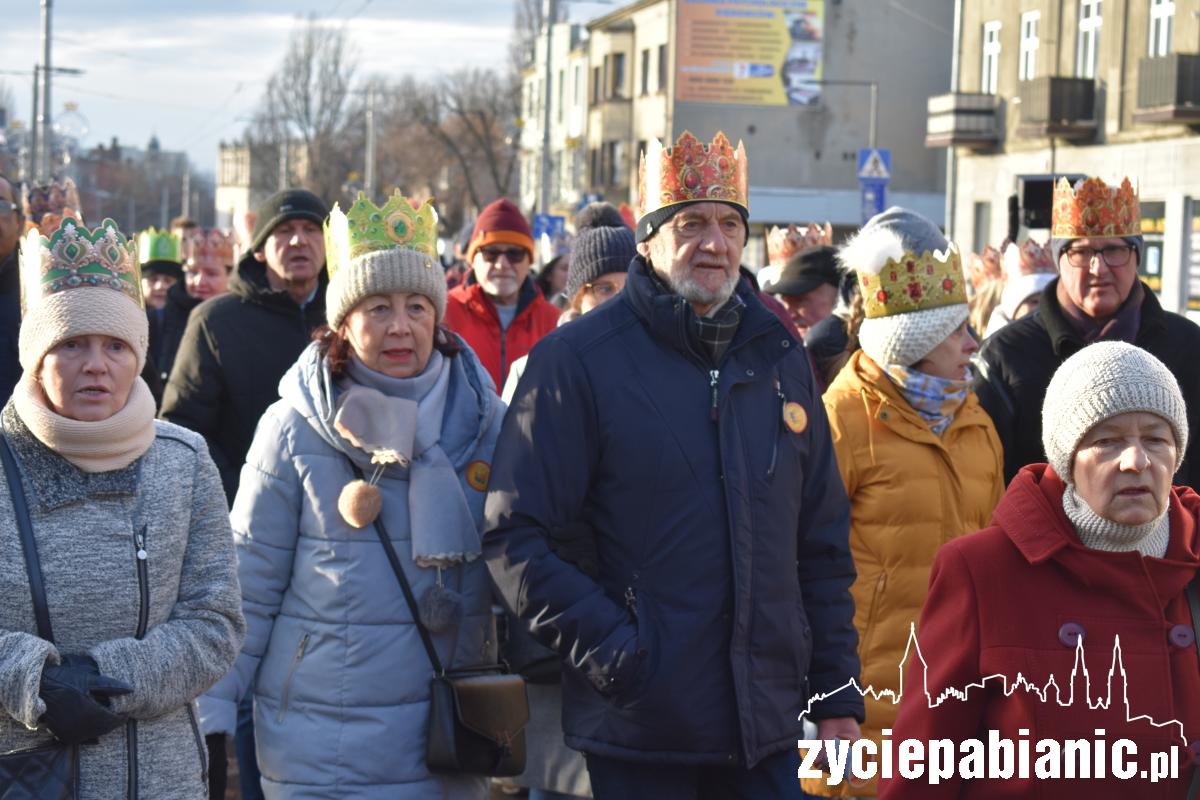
{"left": 1134, "top": 54, "right": 1200, "bottom": 123}
{"left": 1016, "top": 77, "right": 1096, "bottom": 140}
{"left": 925, "top": 92, "right": 1000, "bottom": 148}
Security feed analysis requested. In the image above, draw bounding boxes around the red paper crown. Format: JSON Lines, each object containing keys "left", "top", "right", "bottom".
{"left": 637, "top": 131, "right": 748, "bottom": 221}
{"left": 766, "top": 223, "right": 832, "bottom": 268}
{"left": 182, "top": 228, "right": 235, "bottom": 267}
{"left": 1052, "top": 176, "right": 1140, "bottom": 239}
{"left": 1003, "top": 239, "right": 1055, "bottom": 279}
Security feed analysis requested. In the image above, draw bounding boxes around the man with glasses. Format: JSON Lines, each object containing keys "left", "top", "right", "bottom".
{"left": 975, "top": 175, "right": 1200, "bottom": 487}
{"left": 443, "top": 198, "right": 560, "bottom": 390}
{"left": 485, "top": 133, "right": 862, "bottom": 798}
{"left": 0, "top": 174, "right": 24, "bottom": 401}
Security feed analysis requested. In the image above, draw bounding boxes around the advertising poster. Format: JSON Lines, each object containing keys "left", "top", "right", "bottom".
{"left": 676, "top": 0, "right": 825, "bottom": 106}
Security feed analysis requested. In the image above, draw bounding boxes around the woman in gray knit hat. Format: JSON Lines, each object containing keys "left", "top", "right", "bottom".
{"left": 0, "top": 216, "right": 245, "bottom": 799}
{"left": 885, "top": 341, "right": 1200, "bottom": 798}
{"left": 199, "top": 192, "right": 505, "bottom": 799}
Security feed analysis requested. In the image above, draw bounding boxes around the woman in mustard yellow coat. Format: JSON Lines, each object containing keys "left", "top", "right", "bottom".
{"left": 804, "top": 209, "right": 1003, "bottom": 798}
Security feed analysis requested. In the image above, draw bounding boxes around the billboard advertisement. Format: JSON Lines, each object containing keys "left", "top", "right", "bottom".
{"left": 676, "top": 0, "right": 825, "bottom": 106}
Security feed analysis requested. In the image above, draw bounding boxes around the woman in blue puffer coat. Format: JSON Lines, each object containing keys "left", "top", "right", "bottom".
{"left": 201, "top": 193, "right": 505, "bottom": 799}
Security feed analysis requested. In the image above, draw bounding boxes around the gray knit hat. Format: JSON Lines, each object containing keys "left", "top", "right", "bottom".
{"left": 324, "top": 193, "right": 447, "bottom": 328}
{"left": 565, "top": 203, "right": 636, "bottom": 301}
{"left": 1042, "top": 341, "right": 1188, "bottom": 482}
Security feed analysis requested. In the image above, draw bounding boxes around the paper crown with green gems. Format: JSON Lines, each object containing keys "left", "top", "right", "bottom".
{"left": 137, "top": 228, "right": 183, "bottom": 264}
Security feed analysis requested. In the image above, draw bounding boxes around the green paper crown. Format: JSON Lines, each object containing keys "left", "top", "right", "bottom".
{"left": 325, "top": 191, "right": 439, "bottom": 279}
{"left": 137, "top": 227, "right": 182, "bottom": 264}
{"left": 20, "top": 216, "right": 144, "bottom": 313}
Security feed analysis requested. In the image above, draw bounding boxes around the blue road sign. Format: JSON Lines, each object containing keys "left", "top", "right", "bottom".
{"left": 860, "top": 183, "right": 887, "bottom": 224}
{"left": 857, "top": 148, "right": 892, "bottom": 182}
{"left": 532, "top": 213, "right": 566, "bottom": 240}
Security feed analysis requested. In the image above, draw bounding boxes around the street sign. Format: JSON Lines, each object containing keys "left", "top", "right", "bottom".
{"left": 532, "top": 213, "right": 566, "bottom": 240}
{"left": 857, "top": 148, "right": 892, "bottom": 223}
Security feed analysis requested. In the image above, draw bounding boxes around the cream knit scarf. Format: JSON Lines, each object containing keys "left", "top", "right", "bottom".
{"left": 12, "top": 374, "right": 157, "bottom": 473}
{"left": 1062, "top": 485, "right": 1170, "bottom": 559}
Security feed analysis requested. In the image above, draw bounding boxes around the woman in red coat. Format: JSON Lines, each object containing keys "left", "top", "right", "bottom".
{"left": 881, "top": 341, "right": 1200, "bottom": 799}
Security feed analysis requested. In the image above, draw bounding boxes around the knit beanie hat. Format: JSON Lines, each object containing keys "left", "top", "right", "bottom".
{"left": 251, "top": 188, "right": 330, "bottom": 253}
{"left": 19, "top": 216, "right": 149, "bottom": 373}
{"left": 324, "top": 191, "right": 447, "bottom": 328}
{"left": 1041, "top": 341, "right": 1188, "bottom": 483}
{"left": 466, "top": 199, "right": 534, "bottom": 263}
{"left": 565, "top": 202, "right": 636, "bottom": 300}
{"left": 840, "top": 207, "right": 968, "bottom": 367}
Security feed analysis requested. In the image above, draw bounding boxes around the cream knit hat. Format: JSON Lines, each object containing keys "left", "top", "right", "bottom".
{"left": 18, "top": 217, "right": 149, "bottom": 374}
{"left": 324, "top": 192, "right": 447, "bottom": 329}
{"left": 1041, "top": 341, "right": 1188, "bottom": 482}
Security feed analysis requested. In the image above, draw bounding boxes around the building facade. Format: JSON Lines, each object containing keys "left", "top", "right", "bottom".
{"left": 930, "top": 0, "right": 1200, "bottom": 316}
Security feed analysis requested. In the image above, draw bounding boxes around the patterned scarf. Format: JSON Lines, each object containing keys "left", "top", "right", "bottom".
{"left": 693, "top": 295, "right": 745, "bottom": 367}
{"left": 1055, "top": 278, "right": 1143, "bottom": 344}
{"left": 883, "top": 363, "right": 972, "bottom": 437}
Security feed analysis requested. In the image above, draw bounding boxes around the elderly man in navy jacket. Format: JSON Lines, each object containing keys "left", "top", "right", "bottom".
{"left": 484, "top": 132, "right": 863, "bottom": 799}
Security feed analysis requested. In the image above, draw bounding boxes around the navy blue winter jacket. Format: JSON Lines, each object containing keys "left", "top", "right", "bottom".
{"left": 484, "top": 257, "right": 863, "bottom": 768}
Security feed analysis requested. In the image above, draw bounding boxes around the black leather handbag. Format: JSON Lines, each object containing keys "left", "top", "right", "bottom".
{"left": 353, "top": 463, "right": 529, "bottom": 777}
{"left": 0, "top": 435, "right": 78, "bottom": 800}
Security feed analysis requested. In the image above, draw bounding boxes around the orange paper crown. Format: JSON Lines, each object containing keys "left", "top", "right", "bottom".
{"left": 1052, "top": 176, "right": 1140, "bottom": 239}
{"left": 860, "top": 246, "right": 966, "bottom": 319}
{"left": 637, "top": 131, "right": 748, "bottom": 221}
{"left": 968, "top": 245, "right": 1001, "bottom": 291}
{"left": 766, "top": 223, "right": 833, "bottom": 268}
{"left": 1003, "top": 238, "right": 1055, "bottom": 279}
{"left": 182, "top": 228, "right": 235, "bottom": 267}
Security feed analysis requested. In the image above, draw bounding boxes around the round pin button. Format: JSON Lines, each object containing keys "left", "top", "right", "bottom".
{"left": 1058, "top": 622, "right": 1085, "bottom": 647}
{"left": 1169, "top": 623, "right": 1195, "bottom": 648}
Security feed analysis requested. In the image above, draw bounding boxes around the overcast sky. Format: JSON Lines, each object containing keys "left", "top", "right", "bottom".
{"left": 0, "top": 1, "right": 615, "bottom": 175}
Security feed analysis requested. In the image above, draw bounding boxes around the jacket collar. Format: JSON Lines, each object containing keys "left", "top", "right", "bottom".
{"left": 1039, "top": 277, "right": 1168, "bottom": 358}
{"left": 621, "top": 256, "right": 789, "bottom": 373}
{"left": 0, "top": 401, "right": 139, "bottom": 513}
{"left": 165, "top": 279, "right": 202, "bottom": 315}
{"left": 994, "top": 464, "right": 1200, "bottom": 593}
{"left": 230, "top": 251, "right": 329, "bottom": 317}
{"left": 454, "top": 275, "right": 542, "bottom": 322}
{"left": 0, "top": 250, "right": 17, "bottom": 294}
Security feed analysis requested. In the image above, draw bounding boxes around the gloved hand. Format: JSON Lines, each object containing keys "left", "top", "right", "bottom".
{"left": 40, "top": 653, "right": 132, "bottom": 745}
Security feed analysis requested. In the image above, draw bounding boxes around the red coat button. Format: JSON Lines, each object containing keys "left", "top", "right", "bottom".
{"left": 1058, "top": 622, "right": 1085, "bottom": 647}
{"left": 1170, "top": 623, "right": 1196, "bottom": 648}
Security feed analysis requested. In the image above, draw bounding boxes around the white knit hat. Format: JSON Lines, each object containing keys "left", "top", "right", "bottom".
{"left": 1041, "top": 341, "right": 1188, "bottom": 482}
{"left": 326, "top": 248, "right": 447, "bottom": 329}
{"left": 840, "top": 207, "right": 968, "bottom": 367}
{"left": 18, "top": 217, "right": 149, "bottom": 374}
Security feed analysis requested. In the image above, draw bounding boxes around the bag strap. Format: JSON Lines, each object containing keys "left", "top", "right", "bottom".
{"left": 1, "top": 433, "right": 54, "bottom": 643}
{"left": 349, "top": 462, "right": 444, "bottom": 676}
{"left": 1187, "top": 576, "right": 1200, "bottom": 799}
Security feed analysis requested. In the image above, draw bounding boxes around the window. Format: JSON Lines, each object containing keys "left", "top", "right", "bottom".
{"left": 611, "top": 52, "right": 627, "bottom": 98}
{"left": 973, "top": 202, "right": 992, "bottom": 255}
{"left": 981, "top": 21, "right": 1001, "bottom": 94}
{"left": 590, "top": 147, "right": 599, "bottom": 186}
{"left": 612, "top": 141, "right": 626, "bottom": 186}
{"left": 573, "top": 64, "right": 582, "bottom": 106}
{"left": 1019, "top": 11, "right": 1039, "bottom": 81}
{"left": 1149, "top": 0, "right": 1174, "bottom": 57}
{"left": 557, "top": 69, "right": 564, "bottom": 124}
{"left": 658, "top": 45, "right": 668, "bottom": 92}
{"left": 1077, "top": 0, "right": 1102, "bottom": 79}
{"left": 592, "top": 66, "right": 601, "bottom": 104}
{"left": 640, "top": 48, "right": 650, "bottom": 96}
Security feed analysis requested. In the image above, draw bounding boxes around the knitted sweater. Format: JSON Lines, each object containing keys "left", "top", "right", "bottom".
{"left": 0, "top": 402, "right": 245, "bottom": 800}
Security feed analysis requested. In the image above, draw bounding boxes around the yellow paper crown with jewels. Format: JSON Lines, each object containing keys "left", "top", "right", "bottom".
{"left": 859, "top": 245, "right": 966, "bottom": 319}
{"left": 325, "top": 190, "right": 439, "bottom": 279}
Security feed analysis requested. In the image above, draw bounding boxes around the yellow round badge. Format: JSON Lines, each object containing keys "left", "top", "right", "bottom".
{"left": 783, "top": 401, "right": 807, "bottom": 434}
{"left": 466, "top": 461, "right": 491, "bottom": 492}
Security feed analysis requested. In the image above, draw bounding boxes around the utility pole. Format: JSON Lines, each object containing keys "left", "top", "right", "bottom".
{"left": 181, "top": 169, "right": 191, "bottom": 219}
{"left": 38, "top": 0, "right": 53, "bottom": 181}
{"left": 538, "top": 0, "right": 555, "bottom": 215}
{"left": 29, "top": 65, "right": 39, "bottom": 182}
{"left": 364, "top": 86, "right": 377, "bottom": 201}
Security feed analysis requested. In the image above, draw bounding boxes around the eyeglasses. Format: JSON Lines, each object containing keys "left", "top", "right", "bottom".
{"left": 584, "top": 280, "right": 621, "bottom": 299}
{"left": 1063, "top": 244, "right": 1135, "bottom": 269}
{"left": 478, "top": 247, "right": 529, "bottom": 264}
{"left": 0, "top": 200, "right": 19, "bottom": 215}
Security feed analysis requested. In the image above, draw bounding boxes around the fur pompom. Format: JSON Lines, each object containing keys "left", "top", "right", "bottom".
{"left": 420, "top": 583, "right": 464, "bottom": 633}
{"left": 338, "top": 479, "right": 382, "bottom": 528}
{"left": 836, "top": 225, "right": 905, "bottom": 276}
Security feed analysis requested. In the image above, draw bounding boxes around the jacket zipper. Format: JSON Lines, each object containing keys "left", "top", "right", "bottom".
{"left": 709, "top": 369, "right": 720, "bottom": 422}
{"left": 127, "top": 525, "right": 149, "bottom": 800}
{"left": 278, "top": 633, "right": 311, "bottom": 722}
{"left": 767, "top": 381, "right": 785, "bottom": 478}
{"left": 186, "top": 703, "right": 208, "bottom": 784}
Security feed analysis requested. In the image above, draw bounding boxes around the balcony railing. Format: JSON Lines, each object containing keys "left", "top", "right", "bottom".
{"left": 1135, "top": 54, "right": 1200, "bottom": 123}
{"left": 1016, "top": 77, "right": 1096, "bottom": 140}
{"left": 925, "top": 92, "right": 999, "bottom": 148}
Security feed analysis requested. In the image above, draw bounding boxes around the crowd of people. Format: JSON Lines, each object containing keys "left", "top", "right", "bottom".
{"left": 0, "top": 128, "right": 1198, "bottom": 800}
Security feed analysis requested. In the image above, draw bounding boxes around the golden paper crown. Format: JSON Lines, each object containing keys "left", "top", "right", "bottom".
{"left": 637, "top": 131, "right": 748, "bottom": 221}
{"left": 182, "top": 228, "right": 235, "bottom": 267}
{"left": 766, "top": 223, "right": 833, "bottom": 268}
{"left": 1052, "top": 176, "right": 1140, "bottom": 239}
{"left": 138, "top": 228, "right": 183, "bottom": 264}
{"left": 1003, "top": 239, "right": 1055, "bottom": 279}
{"left": 20, "top": 216, "right": 144, "bottom": 314}
{"left": 324, "top": 190, "right": 439, "bottom": 279}
{"left": 860, "top": 245, "right": 966, "bottom": 319}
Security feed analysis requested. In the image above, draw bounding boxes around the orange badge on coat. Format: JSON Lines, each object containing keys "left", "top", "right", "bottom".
{"left": 783, "top": 401, "right": 807, "bottom": 434}
{"left": 466, "top": 461, "right": 491, "bottom": 492}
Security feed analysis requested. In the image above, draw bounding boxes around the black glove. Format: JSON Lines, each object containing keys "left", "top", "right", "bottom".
{"left": 40, "top": 653, "right": 133, "bottom": 745}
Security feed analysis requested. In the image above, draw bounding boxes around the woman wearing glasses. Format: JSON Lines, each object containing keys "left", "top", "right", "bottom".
{"left": 975, "top": 176, "right": 1200, "bottom": 488}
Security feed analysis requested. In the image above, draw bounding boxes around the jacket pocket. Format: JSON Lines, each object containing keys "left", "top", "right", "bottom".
{"left": 186, "top": 702, "right": 208, "bottom": 784}
{"left": 277, "top": 632, "right": 311, "bottom": 722}
{"left": 857, "top": 571, "right": 887, "bottom": 663}
{"left": 611, "top": 591, "right": 658, "bottom": 709}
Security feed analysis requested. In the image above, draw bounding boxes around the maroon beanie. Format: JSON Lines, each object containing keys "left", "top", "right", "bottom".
{"left": 467, "top": 199, "right": 535, "bottom": 262}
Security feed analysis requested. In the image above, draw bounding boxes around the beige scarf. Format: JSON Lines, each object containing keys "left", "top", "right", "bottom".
{"left": 12, "top": 374, "right": 157, "bottom": 473}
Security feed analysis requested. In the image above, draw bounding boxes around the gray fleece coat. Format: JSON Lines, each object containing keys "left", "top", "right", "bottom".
{"left": 0, "top": 402, "right": 245, "bottom": 800}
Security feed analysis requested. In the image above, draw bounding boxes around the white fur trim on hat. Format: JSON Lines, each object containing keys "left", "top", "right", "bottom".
{"left": 858, "top": 303, "right": 968, "bottom": 368}
{"left": 836, "top": 225, "right": 906, "bottom": 277}
{"left": 19, "top": 289, "right": 149, "bottom": 374}
{"left": 1041, "top": 341, "right": 1188, "bottom": 483}
{"left": 326, "top": 248, "right": 448, "bottom": 329}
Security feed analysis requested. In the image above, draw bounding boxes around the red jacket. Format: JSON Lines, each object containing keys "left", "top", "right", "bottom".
{"left": 443, "top": 280, "right": 560, "bottom": 391}
{"left": 881, "top": 465, "right": 1200, "bottom": 799}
